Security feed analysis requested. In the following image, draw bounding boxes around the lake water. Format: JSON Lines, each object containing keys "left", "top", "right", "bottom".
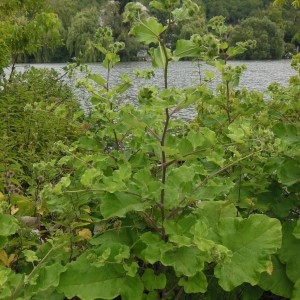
{"left": 12, "top": 60, "right": 297, "bottom": 119}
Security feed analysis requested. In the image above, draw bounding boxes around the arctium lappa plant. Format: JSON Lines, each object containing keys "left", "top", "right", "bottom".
{"left": 1, "top": 0, "right": 299, "bottom": 299}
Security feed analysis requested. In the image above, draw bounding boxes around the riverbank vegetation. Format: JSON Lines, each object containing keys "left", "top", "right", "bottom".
{"left": 0, "top": 0, "right": 300, "bottom": 299}
{"left": 0, "top": 0, "right": 299, "bottom": 63}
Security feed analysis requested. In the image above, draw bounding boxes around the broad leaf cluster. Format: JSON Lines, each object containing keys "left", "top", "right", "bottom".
{"left": 0, "top": 1, "right": 299, "bottom": 299}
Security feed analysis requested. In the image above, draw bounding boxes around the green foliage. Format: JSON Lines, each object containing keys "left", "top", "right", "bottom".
{"left": 0, "top": 67, "right": 85, "bottom": 195}
{"left": 0, "top": 0, "right": 62, "bottom": 69}
{"left": 202, "top": 0, "right": 273, "bottom": 24}
{"left": 66, "top": 6, "right": 101, "bottom": 60}
{"left": 0, "top": 1, "right": 299, "bottom": 299}
{"left": 229, "top": 16, "right": 285, "bottom": 59}
{"left": 274, "top": 0, "right": 300, "bottom": 7}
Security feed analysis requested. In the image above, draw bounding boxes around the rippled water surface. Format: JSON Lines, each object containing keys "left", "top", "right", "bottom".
{"left": 13, "top": 60, "right": 297, "bottom": 119}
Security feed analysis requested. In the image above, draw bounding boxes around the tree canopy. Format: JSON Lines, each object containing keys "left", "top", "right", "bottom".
{"left": 229, "top": 16, "right": 285, "bottom": 59}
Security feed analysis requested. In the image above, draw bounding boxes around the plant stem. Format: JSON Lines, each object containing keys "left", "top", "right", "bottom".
{"left": 174, "top": 287, "right": 184, "bottom": 300}
{"left": 225, "top": 80, "right": 232, "bottom": 124}
{"left": 166, "top": 151, "right": 261, "bottom": 220}
{"left": 159, "top": 108, "right": 170, "bottom": 241}
{"left": 10, "top": 244, "right": 62, "bottom": 299}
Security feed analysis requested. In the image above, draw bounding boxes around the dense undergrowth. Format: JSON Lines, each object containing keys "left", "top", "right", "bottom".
{"left": 0, "top": 1, "right": 300, "bottom": 299}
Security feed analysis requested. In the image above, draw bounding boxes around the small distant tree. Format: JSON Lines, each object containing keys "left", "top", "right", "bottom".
{"left": 66, "top": 6, "right": 100, "bottom": 60}
{"left": 292, "top": 32, "right": 300, "bottom": 51}
{"left": 229, "top": 16, "right": 285, "bottom": 59}
{"left": 0, "top": 0, "right": 62, "bottom": 72}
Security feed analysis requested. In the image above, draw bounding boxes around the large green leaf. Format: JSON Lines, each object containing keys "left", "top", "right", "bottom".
{"left": 58, "top": 255, "right": 143, "bottom": 300}
{"left": 139, "top": 232, "right": 173, "bottom": 264}
{"left": 293, "top": 219, "right": 300, "bottom": 239}
{"left": 24, "top": 262, "right": 67, "bottom": 297}
{"left": 88, "top": 74, "right": 106, "bottom": 86}
{"left": 142, "top": 269, "right": 166, "bottom": 291}
{"left": 194, "top": 201, "right": 238, "bottom": 227}
{"left": 187, "top": 128, "right": 216, "bottom": 150}
{"left": 272, "top": 123, "right": 299, "bottom": 143}
{"left": 80, "top": 168, "right": 102, "bottom": 187}
{"left": 161, "top": 246, "right": 205, "bottom": 276}
{"left": 292, "top": 278, "right": 300, "bottom": 300}
{"left": 90, "top": 227, "right": 138, "bottom": 246}
{"left": 279, "top": 222, "right": 300, "bottom": 283}
{"left": 100, "top": 192, "right": 148, "bottom": 219}
{"left": 0, "top": 214, "right": 19, "bottom": 236}
{"left": 193, "top": 178, "right": 235, "bottom": 201}
{"left": 129, "top": 17, "right": 166, "bottom": 44}
{"left": 0, "top": 266, "right": 24, "bottom": 299}
{"left": 173, "top": 39, "right": 202, "bottom": 59}
{"left": 277, "top": 157, "right": 300, "bottom": 186}
{"left": 212, "top": 214, "right": 282, "bottom": 291}
{"left": 259, "top": 255, "right": 293, "bottom": 298}
{"left": 178, "top": 272, "right": 207, "bottom": 293}
{"left": 149, "top": 44, "right": 171, "bottom": 68}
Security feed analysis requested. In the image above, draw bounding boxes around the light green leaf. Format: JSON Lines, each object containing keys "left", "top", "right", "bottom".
{"left": 142, "top": 269, "right": 166, "bottom": 291}
{"left": 167, "top": 165, "right": 196, "bottom": 185}
{"left": 178, "top": 137, "right": 194, "bottom": 156}
{"left": 0, "top": 236, "right": 8, "bottom": 248}
{"left": 120, "top": 276, "right": 143, "bottom": 300}
{"left": 78, "top": 136, "right": 103, "bottom": 151}
{"left": 129, "top": 17, "right": 166, "bottom": 44}
{"left": 149, "top": 44, "right": 171, "bottom": 68}
{"left": 206, "top": 146, "right": 225, "bottom": 167}
{"left": 164, "top": 215, "right": 197, "bottom": 236}
{"left": 103, "top": 52, "right": 120, "bottom": 69}
{"left": 213, "top": 214, "right": 282, "bottom": 291}
{"left": 58, "top": 257, "right": 143, "bottom": 300}
{"left": 193, "top": 220, "right": 217, "bottom": 252}
{"left": 187, "top": 128, "right": 216, "bottom": 150}
{"left": 173, "top": 39, "right": 201, "bottom": 59}
{"left": 100, "top": 192, "right": 148, "bottom": 219}
{"left": 226, "top": 46, "right": 246, "bottom": 57}
{"left": 123, "top": 262, "right": 138, "bottom": 277}
{"left": 161, "top": 246, "right": 205, "bottom": 276}
{"left": 0, "top": 266, "right": 23, "bottom": 299}
{"left": 272, "top": 123, "right": 299, "bottom": 143}
{"left": 172, "top": 0, "right": 199, "bottom": 22}
{"left": 169, "top": 235, "right": 192, "bottom": 246}
{"left": 277, "top": 158, "right": 300, "bottom": 186}
{"left": 194, "top": 201, "right": 237, "bottom": 228}
{"left": 102, "top": 168, "right": 131, "bottom": 193}
{"left": 259, "top": 255, "right": 293, "bottom": 298}
{"left": 52, "top": 175, "right": 71, "bottom": 195}
{"left": 178, "top": 272, "right": 207, "bottom": 293}
{"left": 80, "top": 168, "right": 102, "bottom": 187}
{"left": 149, "top": 0, "right": 166, "bottom": 11}
{"left": 88, "top": 74, "right": 106, "bottom": 86}
{"left": 279, "top": 222, "right": 300, "bottom": 283}
{"left": 219, "top": 42, "right": 228, "bottom": 50}
{"left": 140, "top": 232, "right": 173, "bottom": 264}
{"left": 90, "top": 227, "right": 138, "bottom": 246}
{"left": 0, "top": 214, "right": 19, "bottom": 236}
{"left": 293, "top": 219, "right": 300, "bottom": 239}
{"left": 193, "top": 178, "right": 234, "bottom": 200}
{"left": 24, "top": 263, "right": 67, "bottom": 296}
{"left": 292, "top": 279, "right": 300, "bottom": 300}
{"left": 227, "top": 122, "right": 245, "bottom": 143}
{"left": 23, "top": 250, "right": 40, "bottom": 263}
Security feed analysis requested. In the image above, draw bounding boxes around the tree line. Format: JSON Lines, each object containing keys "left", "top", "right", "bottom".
{"left": 0, "top": 0, "right": 299, "bottom": 65}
